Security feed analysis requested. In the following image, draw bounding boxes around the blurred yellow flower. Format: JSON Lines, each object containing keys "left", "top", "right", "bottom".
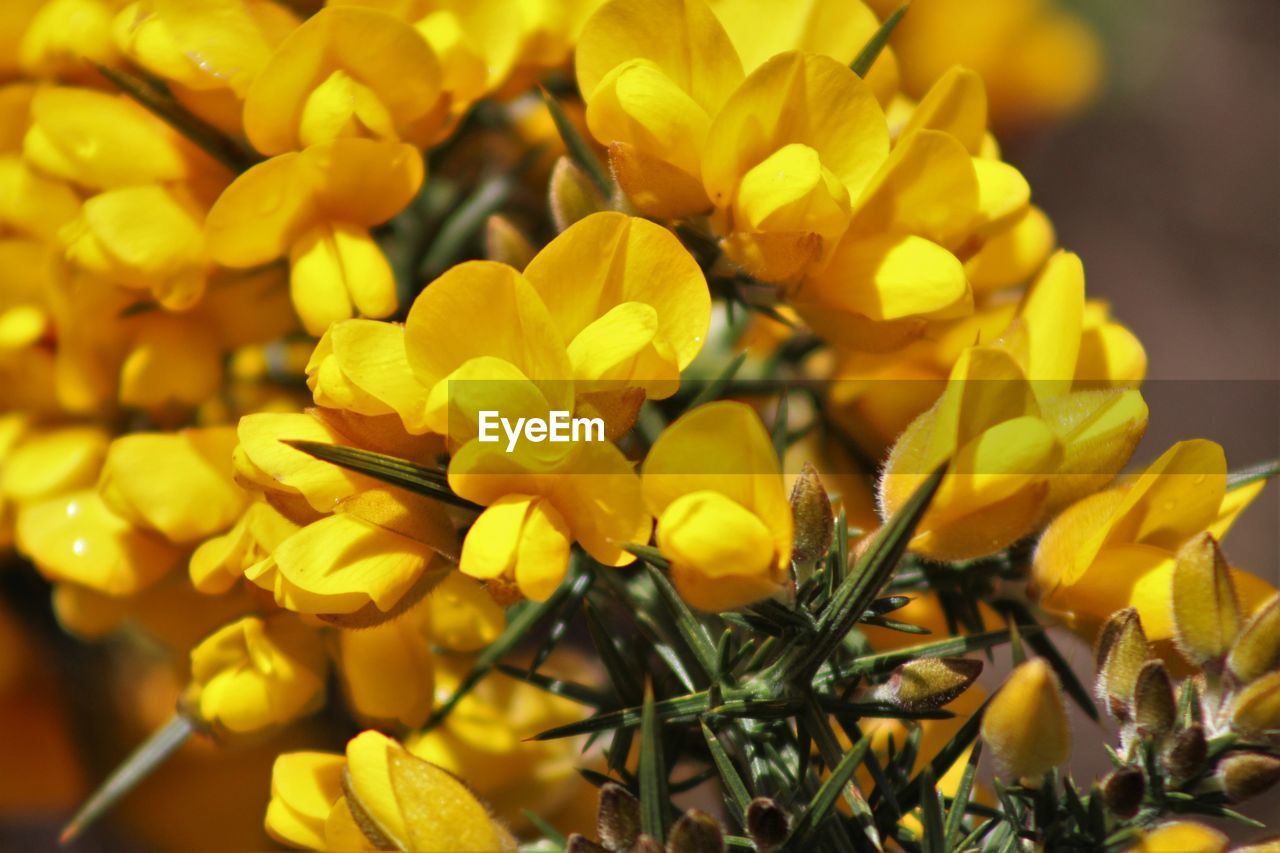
{"left": 981, "top": 658, "right": 1070, "bottom": 781}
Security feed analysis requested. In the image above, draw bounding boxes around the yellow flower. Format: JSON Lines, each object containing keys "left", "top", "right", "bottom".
{"left": 187, "top": 613, "right": 327, "bottom": 736}
{"left": 266, "top": 730, "right": 516, "bottom": 852}
{"left": 879, "top": 340, "right": 1147, "bottom": 561}
{"left": 576, "top": 0, "right": 744, "bottom": 218}
{"left": 980, "top": 658, "right": 1070, "bottom": 781}
{"left": 336, "top": 595, "right": 435, "bottom": 729}
{"left": 61, "top": 184, "right": 210, "bottom": 311}
{"left": 18, "top": 0, "right": 121, "bottom": 82}
{"left": 706, "top": 0, "right": 899, "bottom": 100}
{"left": 1033, "top": 439, "right": 1276, "bottom": 652}
{"left": 24, "top": 86, "right": 208, "bottom": 190}
{"left": 865, "top": 0, "right": 1102, "bottom": 131}
{"left": 243, "top": 5, "right": 449, "bottom": 155}
{"left": 190, "top": 499, "right": 301, "bottom": 594}
{"left": 97, "top": 426, "right": 249, "bottom": 544}
{"left": 206, "top": 137, "right": 423, "bottom": 335}
{"left": 641, "top": 401, "right": 792, "bottom": 611}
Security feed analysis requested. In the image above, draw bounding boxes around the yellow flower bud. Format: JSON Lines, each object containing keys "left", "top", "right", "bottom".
{"left": 188, "top": 614, "right": 327, "bottom": 736}
{"left": 1230, "top": 670, "right": 1280, "bottom": 737}
{"left": 1218, "top": 752, "right": 1280, "bottom": 804}
{"left": 264, "top": 752, "right": 346, "bottom": 850}
{"left": 980, "top": 659, "right": 1070, "bottom": 781}
{"left": 871, "top": 657, "right": 983, "bottom": 712}
{"left": 1171, "top": 533, "right": 1241, "bottom": 666}
{"left": 1227, "top": 592, "right": 1280, "bottom": 685}
{"left": 1133, "top": 820, "right": 1227, "bottom": 853}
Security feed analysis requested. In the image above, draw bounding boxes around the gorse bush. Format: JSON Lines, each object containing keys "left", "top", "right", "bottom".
{"left": 0, "top": 1, "right": 1275, "bottom": 851}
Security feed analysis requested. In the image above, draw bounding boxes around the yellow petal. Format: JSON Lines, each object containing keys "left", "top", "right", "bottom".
{"left": 799, "top": 232, "right": 969, "bottom": 323}
{"left": 16, "top": 489, "right": 181, "bottom": 596}
{"left": 235, "top": 411, "right": 378, "bottom": 512}
{"left": 706, "top": 0, "right": 888, "bottom": 75}
{"left": 965, "top": 205, "right": 1056, "bottom": 293}
{"left": 1105, "top": 439, "right": 1226, "bottom": 552}
{"left": 307, "top": 319, "right": 433, "bottom": 432}
{"left": 523, "top": 212, "right": 710, "bottom": 373}
{"left": 899, "top": 66, "right": 988, "bottom": 154}
{"left": 0, "top": 425, "right": 109, "bottom": 504}
{"left": 205, "top": 151, "right": 313, "bottom": 267}
{"left": 703, "top": 51, "right": 888, "bottom": 208}
{"left": 289, "top": 221, "right": 395, "bottom": 336}
{"left": 658, "top": 489, "right": 781, "bottom": 611}
{"left": 338, "top": 597, "right": 435, "bottom": 727}
{"left": 24, "top": 87, "right": 190, "bottom": 189}
{"left": 304, "top": 137, "right": 425, "bottom": 227}
{"left": 265, "top": 752, "right": 346, "bottom": 851}
{"left": 1004, "top": 250, "right": 1085, "bottom": 387}
{"left": 980, "top": 659, "right": 1069, "bottom": 780}
{"left": 427, "top": 570, "right": 505, "bottom": 651}
{"left": 244, "top": 6, "right": 445, "bottom": 154}
{"left": 1135, "top": 821, "right": 1228, "bottom": 853}
{"left": 0, "top": 156, "right": 82, "bottom": 241}
{"left": 98, "top": 426, "right": 248, "bottom": 544}
{"left": 118, "top": 315, "right": 223, "bottom": 410}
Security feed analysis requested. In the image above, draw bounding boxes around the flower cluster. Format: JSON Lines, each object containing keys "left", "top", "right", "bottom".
{"left": 0, "top": 0, "right": 1274, "bottom": 850}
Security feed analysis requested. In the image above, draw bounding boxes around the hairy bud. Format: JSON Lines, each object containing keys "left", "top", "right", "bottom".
{"left": 981, "top": 659, "right": 1071, "bottom": 781}
{"left": 597, "top": 782, "right": 640, "bottom": 851}
{"left": 484, "top": 214, "right": 536, "bottom": 268}
{"left": 789, "top": 463, "right": 834, "bottom": 567}
{"left": 1095, "top": 608, "right": 1149, "bottom": 720}
{"left": 1226, "top": 592, "right": 1280, "bottom": 685}
{"left": 668, "top": 809, "right": 725, "bottom": 853}
{"left": 872, "top": 657, "right": 983, "bottom": 711}
{"left": 1171, "top": 533, "right": 1240, "bottom": 666}
{"left": 1101, "top": 766, "right": 1145, "bottom": 818}
{"left": 746, "top": 798, "right": 790, "bottom": 851}
{"left": 1162, "top": 724, "right": 1208, "bottom": 781}
{"left": 1133, "top": 660, "right": 1176, "bottom": 740}
{"left": 549, "top": 156, "right": 608, "bottom": 232}
{"left": 1230, "top": 670, "right": 1280, "bottom": 736}
{"left": 1219, "top": 752, "right": 1280, "bottom": 803}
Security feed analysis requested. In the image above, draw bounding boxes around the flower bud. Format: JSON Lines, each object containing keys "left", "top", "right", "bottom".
{"left": 789, "top": 462, "right": 834, "bottom": 567}
{"left": 1101, "top": 766, "right": 1144, "bottom": 818}
{"left": 1162, "top": 723, "right": 1207, "bottom": 781}
{"left": 1218, "top": 752, "right": 1280, "bottom": 803}
{"left": 1132, "top": 660, "right": 1176, "bottom": 741}
{"left": 1226, "top": 592, "right": 1280, "bottom": 685}
{"left": 567, "top": 835, "right": 609, "bottom": 853}
{"left": 1171, "top": 533, "right": 1240, "bottom": 667}
{"left": 746, "top": 798, "right": 790, "bottom": 852}
{"left": 1230, "top": 670, "right": 1280, "bottom": 736}
{"left": 668, "top": 809, "right": 725, "bottom": 853}
{"left": 981, "top": 659, "right": 1071, "bottom": 781}
{"left": 597, "top": 782, "right": 640, "bottom": 851}
{"left": 549, "top": 156, "right": 608, "bottom": 232}
{"left": 1135, "top": 821, "right": 1227, "bottom": 853}
{"left": 1094, "top": 607, "right": 1149, "bottom": 720}
{"left": 484, "top": 214, "right": 536, "bottom": 268}
{"left": 871, "top": 657, "right": 983, "bottom": 711}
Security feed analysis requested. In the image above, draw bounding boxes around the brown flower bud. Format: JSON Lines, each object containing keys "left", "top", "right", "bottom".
{"left": 1162, "top": 723, "right": 1208, "bottom": 781}
{"left": 633, "top": 835, "right": 664, "bottom": 853}
{"left": 1095, "top": 608, "right": 1149, "bottom": 720}
{"left": 549, "top": 156, "right": 608, "bottom": 232}
{"left": 1133, "top": 660, "right": 1176, "bottom": 740}
{"left": 1230, "top": 670, "right": 1280, "bottom": 736}
{"left": 484, "top": 214, "right": 536, "bottom": 268}
{"left": 1102, "top": 766, "right": 1145, "bottom": 818}
{"left": 789, "top": 462, "right": 834, "bottom": 567}
{"left": 871, "top": 657, "right": 983, "bottom": 711}
{"left": 567, "top": 834, "right": 609, "bottom": 853}
{"left": 1171, "top": 533, "right": 1241, "bottom": 667}
{"left": 1227, "top": 592, "right": 1280, "bottom": 685}
{"left": 597, "top": 782, "right": 640, "bottom": 851}
{"left": 746, "top": 797, "right": 790, "bottom": 851}
{"left": 668, "top": 809, "right": 725, "bottom": 853}
{"left": 1219, "top": 752, "right": 1280, "bottom": 803}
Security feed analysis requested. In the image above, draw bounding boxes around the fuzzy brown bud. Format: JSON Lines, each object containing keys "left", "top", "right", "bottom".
{"left": 597, "top": 782, "right": 640, "bottom": 851}
{"left": 1095, "top": 608, "right": 1150, "bottom": 720}
{"left": 1162, "top": 723, "right": 1208, "bottom": 780}
{"left": 1133, "top": 660, "right": 1177, "bottom": 740}
{"left": 872, "top": 657, "right": 983, "bottom": 711}
{"left": 746, "top": 798, "right": 790, "bottom": 851}
{"left": 566, "top": 835, "right": 609, "bottom": 853}
{"left": 668, "top": 810, "right": 725, "bottom": 853}
{"left": 1219, "top": 752, "right": 1280, "bottom": 803}
{"left": 789, "top": 463, "right": 835, "bottom": 566}
{"left": 1101, "top": 766, "right": 1145, "bottom": 818}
